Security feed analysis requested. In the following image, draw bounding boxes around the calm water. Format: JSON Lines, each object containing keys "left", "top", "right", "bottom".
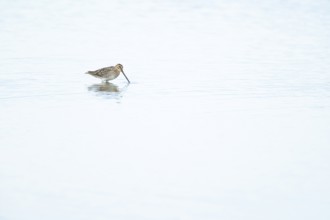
{"left": 1, "top": 0, "right": 330, "bottom": 219}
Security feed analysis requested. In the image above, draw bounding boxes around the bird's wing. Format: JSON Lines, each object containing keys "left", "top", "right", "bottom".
{"left": 91, "top": 66, "right": 114, "bottom": 77}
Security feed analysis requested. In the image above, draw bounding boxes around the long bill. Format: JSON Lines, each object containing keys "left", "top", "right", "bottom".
{"left": 121, "top": 70, "right": 130, "bottom": 83}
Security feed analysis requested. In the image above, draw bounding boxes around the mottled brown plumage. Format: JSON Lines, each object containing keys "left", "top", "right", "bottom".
{"left": 85, "top": 64, "right": 130, "bottom": 83}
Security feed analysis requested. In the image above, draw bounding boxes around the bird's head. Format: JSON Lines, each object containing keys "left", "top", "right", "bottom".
{"left": 115, "top": 63, "right": 130, "bottom": 83}
{"left": 115, "top": 64, "right": 124, "bottom": 72}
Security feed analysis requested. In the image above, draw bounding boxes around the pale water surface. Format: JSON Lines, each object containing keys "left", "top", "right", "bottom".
{"left": 1, "top": 0, "right": 330, "bottom": 219}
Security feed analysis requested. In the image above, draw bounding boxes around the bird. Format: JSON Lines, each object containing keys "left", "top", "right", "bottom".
{"left": 85, "top": 63, "right": 130, "bottom": 83}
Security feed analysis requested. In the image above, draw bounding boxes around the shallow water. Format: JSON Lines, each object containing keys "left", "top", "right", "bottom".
{"left": 1, "top": 0, "right": 330, "bottom": 219}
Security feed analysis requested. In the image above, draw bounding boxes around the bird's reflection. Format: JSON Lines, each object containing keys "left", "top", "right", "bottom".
{"left": 87, "top": 82, "right": 128, "bottom": 100}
